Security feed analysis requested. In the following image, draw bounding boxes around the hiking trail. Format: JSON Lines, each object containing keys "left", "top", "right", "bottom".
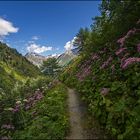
{"left": 66, "top": 87, "right": 108, "bottom": 139}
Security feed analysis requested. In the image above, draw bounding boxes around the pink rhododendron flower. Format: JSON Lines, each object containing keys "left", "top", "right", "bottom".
{"left": 117, "top": 37, "right": 126, "bottom": 47}
{"left": 25, "top": 105, "right": 30, "bottom": 110}
{"left": 117, "top": 28, "right": 139, "bottom": 47}
{"left": 23, "top": 91, "right": 44, "bottom": 110}
{"left": 91, "top": 53, "right": 100, "bottom": 60}
{"left": 115, "top": 47, "right": 127, "bottom": 55}
{"left": 12, "top": 104, "right": 20, "bottom": 113}
{"left": 1, "top": 124, "right": 15, "bottom": 130}
{"left": 100, "top": 56, "right": 113, "bottom": 69}
{"left": 121, "top": 57, "right": 140, "bottom": 69}
{"left": 111, "top": 64, "right": 115, "bottom": 72}
{"left": 77, "top": 65, "right": 91, "bottom": 81}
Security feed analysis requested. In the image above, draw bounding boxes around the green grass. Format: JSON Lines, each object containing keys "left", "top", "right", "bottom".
{"left": 0, "top": 61, "right": 27, "bottom": 82}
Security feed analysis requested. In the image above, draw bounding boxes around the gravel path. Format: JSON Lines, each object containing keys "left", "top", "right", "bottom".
{"left": 66, "top": 88, "right": 86, "bottom": 139}
{"left": 66, "top": 88, "right": 108, "bottom": 140}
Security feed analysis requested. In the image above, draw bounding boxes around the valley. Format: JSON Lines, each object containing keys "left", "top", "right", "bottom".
{"left": 0, "top": 1, "right": 140, "bottom": 139}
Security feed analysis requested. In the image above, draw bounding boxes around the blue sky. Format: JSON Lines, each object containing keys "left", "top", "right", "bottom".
{"left": 0, "top": 1, "right": 100, "bottom": 56}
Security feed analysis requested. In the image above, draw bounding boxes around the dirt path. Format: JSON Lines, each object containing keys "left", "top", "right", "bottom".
{"left": 66, "top": 88, "right": 108, "bottom": 140}
{"left": 66, "top": 88, "right": 85, "bottom": 139}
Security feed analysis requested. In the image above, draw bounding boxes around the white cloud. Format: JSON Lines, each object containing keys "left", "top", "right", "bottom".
{"left": 64, "top": 41, "right": 73, "bottom": 51}
{"left": 27, "top": 43, "right": 52, "bottom": 54}
{"left": 32, "top": 36, "right": 39, "bottom": 40}
{"left": 72, "top": 37, "right": 77, "bottom": 44}
{"left": 0, "top": 17, "right": 19, "bottom": 36}
{"left": 64, "top": 36, "right": 77, "bottom": 51}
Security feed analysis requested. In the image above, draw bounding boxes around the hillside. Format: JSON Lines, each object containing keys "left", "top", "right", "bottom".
{"left": 0, "top": 42, "right": 41, "bottom": 92}
{"left": 25, "top": 52, "right": 48, "bottom": 67}
{"left": 60, "top": 1, "right": 140, "bottom": 139}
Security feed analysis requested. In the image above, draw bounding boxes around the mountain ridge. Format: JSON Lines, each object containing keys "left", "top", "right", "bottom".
{"left": 25, "top": 47, "right": 80, "bottom": 67}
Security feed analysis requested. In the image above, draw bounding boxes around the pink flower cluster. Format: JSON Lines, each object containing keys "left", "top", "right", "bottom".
{"left": 115, "top": 47, "right": 127, "bottom": 56}
{"left": 100, "top": 88, "right": 110, "bottom": 96}
{"left": 12, "top": 104, "right": 20, "bottom": 113}
{"left": 76, "top": 53, "right": 99, "bottom": 81}
{"left": 120, "top": 53, "right": 130, "bottom": 67}
{"left": 121, "top": 57, "right": 140, "bottom": 69}
{"left": 11, "top": 89, "right": 44, "bottom": 113}
{"left": 1, "top": 124, "right": 15, "bottom": 130}
{"left": 117, "top": 28, "right": 137, "bottom": 47}
{"left": 91, "top": 53, "right": 100, "bottom": 60}
{"left": 76, "top": 65, "right": 91, "bottom": 81}
{"left": 1, "top": 89, "right": 44, "bottom": 140}
{"left": 80, "top": 60, "right": 91, "bottom": 69}
{"left": 24, "top": 90, "right": 44, "bottom": 111}
{"left": 111, "top": 64, "right": 115, "bottom": 72}
{"left": 100, "top": 56, "right": 113, "bottom": 69}
{"left": 137, "top": 43, "right": 140, "bottom": 53}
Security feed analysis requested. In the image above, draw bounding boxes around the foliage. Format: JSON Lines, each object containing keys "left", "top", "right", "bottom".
{"left": 0, "top": 77, "right": 69, "bottom": 139}
{"left": 60, "top": 1, "right": 140, "bottom": 139}
{"left": 13, "top": 82, "right": 69, "bottom": 139}
{"left": 41, "top": 58, "right": 61, "bottom": 76}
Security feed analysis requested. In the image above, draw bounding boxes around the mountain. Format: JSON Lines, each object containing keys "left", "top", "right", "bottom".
{"left": 57, "top": 47, "right": 80, "bottom": 67}
{"left": 0, "top": 42, "right": 41, "bottom": 93}
{"left": 25, "top": 52, "right": 60, "bottom": 67}
{"left": 25, "top": 47, "right": 80, "bottom": 68}
{"left": 25, "top": 52, "right": 48, "bottom": 67}
{"left": 71, "top": 47, "right": 80, "bottom": 55}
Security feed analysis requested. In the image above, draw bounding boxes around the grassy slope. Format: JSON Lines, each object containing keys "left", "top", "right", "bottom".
{"left": 0, "top": 42, "right": 41, "bottom": 93}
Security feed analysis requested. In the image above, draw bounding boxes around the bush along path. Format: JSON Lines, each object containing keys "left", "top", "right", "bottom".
{"left": 60, "top": 1, "right": 140, "bottom": 139}
{"left": 66, "top": 87, "right": 109, "bottom": 139}
{"left": 0, "top": 77, "right": 69, "bottom": 139}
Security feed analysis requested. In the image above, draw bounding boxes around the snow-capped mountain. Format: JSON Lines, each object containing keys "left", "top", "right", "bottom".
{"left": 25, "top": 52, "right": 60, "bottom": 67}
{"left": 57, "top": 47, "right": 80, "bottom": 67}
{"left": 25, "top": 52, "right": 48, "bottom": 67}
{"left": 25, "top": 47, "right": 80, "bottom": 68}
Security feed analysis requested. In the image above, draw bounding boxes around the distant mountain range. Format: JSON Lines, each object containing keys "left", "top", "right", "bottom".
{"left": 0, "top": 41, "right": 80, "bottom": 93}
{"left": 25, "top": 52, "right": 48, "bottom": 67}
{"left": 25, "top": 47, "right": 80, "bottom": 67}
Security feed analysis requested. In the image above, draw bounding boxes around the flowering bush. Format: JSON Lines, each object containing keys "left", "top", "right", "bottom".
{"left": 60, "top": 17, "right": 140, "bottom": 139}
{"left": 0, "top": 77, "right": 68, "bottom": 139}
{"left": 12, "top": 83, "right": 69, "bottom": 139}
